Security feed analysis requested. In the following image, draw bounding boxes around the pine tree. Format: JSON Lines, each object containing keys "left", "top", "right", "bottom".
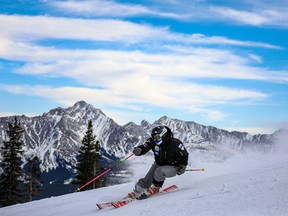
{"left": 0, "top": 117, "right": 25, "bottom": 207}
{"left": 73, "top": 120, "right": 104, "bottom": 190}
{"left": 25, "top": 156, "right": 42, "bottom": 202}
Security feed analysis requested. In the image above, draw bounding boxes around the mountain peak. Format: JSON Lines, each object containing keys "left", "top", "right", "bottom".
{"left": 70, "top": 101, "right": 106, "bottom": 116}
{"left": 73, "top": 101, "right": 89, "bottom": 108}
{"left": 140, "top": 120, "right": 150, "bottom": 127}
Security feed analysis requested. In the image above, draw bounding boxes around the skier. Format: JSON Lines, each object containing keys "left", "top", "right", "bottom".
{"left": 131, "top": 125, "right": 189, "bottom": 199}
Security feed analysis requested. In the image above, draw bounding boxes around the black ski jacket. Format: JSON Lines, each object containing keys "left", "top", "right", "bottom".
{"left": 138, "top": 127, "right": 189, "bottom": 167}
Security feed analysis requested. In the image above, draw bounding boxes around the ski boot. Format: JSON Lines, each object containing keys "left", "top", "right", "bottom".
{"left": 136, "top": 184, "right": 160, "bottom": 200}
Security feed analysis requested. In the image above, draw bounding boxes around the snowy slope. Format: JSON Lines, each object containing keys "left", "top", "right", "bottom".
{"left": 1, "top": 144, "right": 288, "bottom": 216}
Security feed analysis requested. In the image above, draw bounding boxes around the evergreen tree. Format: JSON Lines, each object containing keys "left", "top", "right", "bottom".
{"left": 25, "top": 156, "right": 42, "bottom": 202}
{"left": 0, "top": 117, "right": 24, "bottom": 207}
{"left": 73, "top": 120, "right": 104, "bottom": 190}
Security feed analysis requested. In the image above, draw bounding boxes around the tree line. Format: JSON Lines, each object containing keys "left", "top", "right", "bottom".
{"left": 0, "top": 117, "right": 105, "bottom": 207}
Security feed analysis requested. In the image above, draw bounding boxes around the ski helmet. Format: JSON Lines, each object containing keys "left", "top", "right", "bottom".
{"left": 151, "top": 126, "right": 167, "bottom": 145}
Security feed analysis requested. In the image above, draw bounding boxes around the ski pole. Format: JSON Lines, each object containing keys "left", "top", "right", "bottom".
{"left": 118, "top": 153, "right": 135, "bottom": 163}
{"left": 76, "top": 153, "right": 134, "bottom": 192}
{"left": 186, "top": 168, "right": 205, "bottom": 172}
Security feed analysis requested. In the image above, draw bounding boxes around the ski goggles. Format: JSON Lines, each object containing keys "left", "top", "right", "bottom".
{"left": 152, "top": 134, "right": 162, "bottom": 141}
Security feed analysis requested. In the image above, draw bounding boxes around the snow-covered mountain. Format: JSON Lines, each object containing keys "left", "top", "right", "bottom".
{"left": 0, "top": 101, "right": 277, "bottom": 173}
{"left": 0, "top": 101, "right": 284, "bottom": 198}
{"left": 0, "top": 101, "right": 136, "bottom": 172}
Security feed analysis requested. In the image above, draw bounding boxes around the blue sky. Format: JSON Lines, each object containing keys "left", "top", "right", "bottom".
{"left": 0, "top": 0, "right": 288, "bottom": 134}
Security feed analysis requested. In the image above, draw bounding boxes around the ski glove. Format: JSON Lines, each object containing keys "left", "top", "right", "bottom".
{"left": 177, "top": 165, "right": 187, "bottom": 175}
{"left": 133, "top": 147, "right": 142, "bottom": 156}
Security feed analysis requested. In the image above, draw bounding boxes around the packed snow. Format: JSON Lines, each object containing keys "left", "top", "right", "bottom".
{"left": 1, "top": 140, "right": 288, "bottom": 216}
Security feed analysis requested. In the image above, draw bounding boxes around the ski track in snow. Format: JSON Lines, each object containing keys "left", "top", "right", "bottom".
{"left": 1, "top": 150, "right": 288, "bottom": 216}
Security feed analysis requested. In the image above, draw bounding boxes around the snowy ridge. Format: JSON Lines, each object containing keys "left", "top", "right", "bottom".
{"left": 0, "top": 140, "right": 287, "bottom": 216}
{"left": 0, "top": 101, "right": 120, "bottom": 172}
{"left": 0, "top": 101, "right": 282, "bottom": 173}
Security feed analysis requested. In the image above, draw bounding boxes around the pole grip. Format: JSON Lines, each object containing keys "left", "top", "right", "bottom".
{"left": 186, "top": 168, "right": 205, "bottom": 172}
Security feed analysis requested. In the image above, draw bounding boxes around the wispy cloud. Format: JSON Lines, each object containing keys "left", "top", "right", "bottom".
{"left": 212, "top": 7, "right": 268, "bottom": 26}
{"left": 1, "top": 40, "right": 286, "bottom": 83}
{"left": 0, "top": 82, "right": 267, "bottom": 124}
{"left": 0, "top": 15, "right": 164, "bottom": 43}
{"left": 0, "top": 112, "right": 20, "bottom": 117}
{"left": 49, "top": 0, "right": 190, "bottom": 20}
{"left": 223, "top": 127, "right": 276, "bottom": 135}
{"left": 212, "top": 6, "right": 288, "bottom": 27}
{"left": 47, "top": 0, "right": 288, "bottom": 28}
{"left": 50, "top": 0, "right": 153, "bottom": 17}
{"left": 0, "top": 14, "right": 281, "bottom": 49}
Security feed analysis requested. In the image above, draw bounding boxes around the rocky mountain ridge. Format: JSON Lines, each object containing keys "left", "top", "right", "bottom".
{"left": 0, "top": 101, "right": 278, "bottom": 173}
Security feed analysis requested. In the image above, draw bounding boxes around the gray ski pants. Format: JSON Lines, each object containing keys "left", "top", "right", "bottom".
{"left": 135, "top": 162, "right": 177, "bottom": 191}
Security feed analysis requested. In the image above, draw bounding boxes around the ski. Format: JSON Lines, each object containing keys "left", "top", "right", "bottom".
{"left": 96, "top": 185, "right": 177, "bottom": 210}
{"left": 96, "top": 195, "right": 132, "bottom": 210}
{"left": 96, "top": 201, "right": 113, "bottom": 210}
{"left": 111, "top": 185, "right": 177, "bottom": 209}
